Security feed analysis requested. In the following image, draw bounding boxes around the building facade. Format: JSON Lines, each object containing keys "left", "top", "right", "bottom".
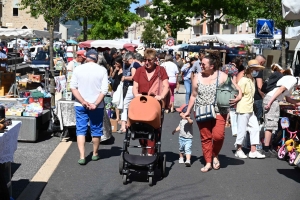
{"left": 0, "top": 0, "right": 47, "bottom": 30}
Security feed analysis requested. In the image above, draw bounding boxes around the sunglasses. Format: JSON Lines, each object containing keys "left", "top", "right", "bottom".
{"left": 144, "top": 58, "right": 154, "bottom": 62}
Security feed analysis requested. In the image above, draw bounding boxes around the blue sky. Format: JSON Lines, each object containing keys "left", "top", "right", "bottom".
{"left": 130, "top": 0, "right": 146, "bottom": 13}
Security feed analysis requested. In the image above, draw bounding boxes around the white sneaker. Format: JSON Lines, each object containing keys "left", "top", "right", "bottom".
{"left": 185, "top": 160, "right": 191, "bottom": 167}
{"left": 235, "top": 149, "right": 247, "bottom": 159}
{"left": 249, "top": 151, "right": 266, "bottom": 159}
{"left": 179, "top": 157, "right": 184, "bottom": 164}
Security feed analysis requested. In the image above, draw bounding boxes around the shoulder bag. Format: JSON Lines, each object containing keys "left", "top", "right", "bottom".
{"left": 195, "top": 71, "right": 219, "bottom": 122}
{"left": 216, "top": 75, "right": 238, "bottom": 108}
{"left": 148, "top": 66, "right": 171, "bottom": 109}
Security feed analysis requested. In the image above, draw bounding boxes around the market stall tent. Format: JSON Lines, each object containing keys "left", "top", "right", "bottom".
{"left": 79, "top": 39, "right": 141, "bottom": 49}
{"left": 190, "top": 34, "right": 287, "bottom": 47}
{"left": 0, "top": 28, "right": 61, "bottom": 39}
{"left": 282, "top": 0, "right": 300, "bottom": 20}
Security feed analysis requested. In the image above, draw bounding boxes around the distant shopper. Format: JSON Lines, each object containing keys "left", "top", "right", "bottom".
{"left": 67, "top": 50, "right": 86, "bottom": 72}
{"left": 70, "top": 49, "right": 108, "bottom": 165}
{"left": 161, "top": 54, "right": 179, "bottom": 113}
{"left": 0, "top": 44, "right": 7, "bottom": 71}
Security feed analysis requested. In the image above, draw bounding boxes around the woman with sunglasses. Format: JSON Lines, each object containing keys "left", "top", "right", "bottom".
{"left": 183, "top": 53, "right": 239, "bottom": 172}
{"left": 132, "top": 48, "right": 170, "bottom": 156}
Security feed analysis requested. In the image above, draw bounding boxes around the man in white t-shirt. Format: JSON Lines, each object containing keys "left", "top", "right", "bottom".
{"left": 67, "top": 50, "right": 86, "bottom": 72}
{"left": 70, "top": 49, "right": 108, "bottom": 165}
{"left": 263, "top": 75, "right": 300, "bottom": 157}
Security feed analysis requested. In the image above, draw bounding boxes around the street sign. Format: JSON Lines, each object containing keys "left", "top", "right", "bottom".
{"left": 166, "top": 37, "right": 174, "bottom": 47}
{"left": 253, "top": 39, "right": 274, "bottom": 48}
{"left": 255, "top": 19, "right": 274, "bottom": 39}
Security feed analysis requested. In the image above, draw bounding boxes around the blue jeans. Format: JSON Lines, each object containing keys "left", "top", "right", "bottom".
{"left": 184, "top": 79, "right": 192, "bottom": 104}
{"left": 179, "top": 136, "right": 193, "bottom": 154}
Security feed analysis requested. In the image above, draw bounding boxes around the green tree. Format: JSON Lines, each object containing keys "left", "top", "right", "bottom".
{"left": 87, "top": 0, "right": 140, "bottom": 39}
{"left": 141, "top": 20, "right": 165, "bottom": 48}
{"left": 168, "top": 0, "right": 247, "bottom": 35}
{"left": 228, "top": 0, "right": 296, "bottom": 68}
{"left": 145, "top": 0, "right": 194, "bottom": 38}
{"left": 19, "top": 0, "right": 77, "bottom": 105}
{"left": 65, "top": 1, "right": 104, "bottom": 41}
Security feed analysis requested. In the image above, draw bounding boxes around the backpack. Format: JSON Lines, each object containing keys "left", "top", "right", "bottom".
{"left": 261, "top": 72, "right": 283, "bottom": 94}
{"left": 216, "top": 76, "right": 238, "bottom": 108}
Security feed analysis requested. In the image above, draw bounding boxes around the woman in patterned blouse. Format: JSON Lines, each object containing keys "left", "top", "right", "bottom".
{"left": 183, "top": 53, "right": 240, "bottom": 172}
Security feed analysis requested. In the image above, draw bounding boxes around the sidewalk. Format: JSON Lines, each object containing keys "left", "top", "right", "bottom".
{"left": 174, "top": 84, "right": 186, "bottom": 107}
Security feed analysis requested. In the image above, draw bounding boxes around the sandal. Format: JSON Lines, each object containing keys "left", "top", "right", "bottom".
{"left": 78, "top": 158, "right": 86, "bottom": 165}
{"left": 200, "top": 166, "right": 212, "bottom": 173}
{"left": 92, "top": 155, "right": 100, "bottom": 161}
{"left": 213, "top": 158, "right": 220, "bottom": 170}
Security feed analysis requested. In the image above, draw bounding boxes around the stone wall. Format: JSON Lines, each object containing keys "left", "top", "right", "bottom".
{"left": 2, "top": 0, "right": 47, "bottom": 30}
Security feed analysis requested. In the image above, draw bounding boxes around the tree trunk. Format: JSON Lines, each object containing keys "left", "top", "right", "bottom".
{"left": 83, "top": 17, "right": 88, "bottom": 41}
{"left": 49, "top": 24, "right": 55, "bottom": 107}
{"left": 209, "top": 10, "right": 214, "bottom": 48}
{"left": 281, "top": 27, "right": 286, "bottom": 69}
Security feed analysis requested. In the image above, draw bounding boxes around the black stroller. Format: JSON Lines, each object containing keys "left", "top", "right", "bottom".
{"left": 119, "top": 96, "right": 166, "bottom": 186}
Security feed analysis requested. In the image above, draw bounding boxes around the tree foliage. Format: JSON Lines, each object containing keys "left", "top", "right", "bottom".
{"left": 87, "top": 0, "right": 140, "bottom": 39}
{"left": 167, "top": 0, "right": 247, "bottom": 34}
{"left": 146, "top": 0, "right": 194, "bottom": 38}
{"left": 141, "top": 20, "right": 165, "bottom": 47}
{"left": 227, "top": 0, "right": 297, "bottom": 68}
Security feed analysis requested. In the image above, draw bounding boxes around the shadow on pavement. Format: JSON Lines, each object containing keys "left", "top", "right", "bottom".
{"left": 164, "top": 151, "right": 197, "bottom": 174}
{"left": 12, "top": 179, "right": 30, "bottom": 199}
{"left": 198, "top": 154, "right": 245, "bottom": 168}
{"left": 99, "top": 182, "right": 210, "bottom": 200}
{"left": 11, "top": 163, "right": 21, "bottom": 177}
{"left": 277, "top": 168, "right": 300, "bottom": 183}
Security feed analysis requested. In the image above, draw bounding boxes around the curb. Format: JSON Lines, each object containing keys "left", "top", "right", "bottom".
{"left": 16, "top": 140, "right": 72, "bottom": 200}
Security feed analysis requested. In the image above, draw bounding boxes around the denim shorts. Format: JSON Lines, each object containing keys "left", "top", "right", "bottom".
{"left": 75, "top": 106, "right": 104, "bottom": 137}
{"left": 179, "top": 136, "right": 193, "bottom": 154}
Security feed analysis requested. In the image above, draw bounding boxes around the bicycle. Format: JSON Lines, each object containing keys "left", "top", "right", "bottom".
{"left": 277, "top": 117, "right": 300, "bottom": 165}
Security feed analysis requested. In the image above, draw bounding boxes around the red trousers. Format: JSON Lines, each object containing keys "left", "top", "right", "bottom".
{"left": 139, "top": 132, "right": 160, "bottom": 155}
{"left": 197, "top": 114, "right": 226, "bottom": 163}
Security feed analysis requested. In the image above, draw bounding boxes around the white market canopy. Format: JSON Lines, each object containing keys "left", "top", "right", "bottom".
{"left": 190, "top": 34, "right": 287, "bottom": 47}
{"left": 79, "top": 39, "right": 141, "bottom": 49}
{"left": 0, "top": 28, "right": 62, "bottom": 39}
{"left": 282, "top": 0, "right": 300, "bottom": 20}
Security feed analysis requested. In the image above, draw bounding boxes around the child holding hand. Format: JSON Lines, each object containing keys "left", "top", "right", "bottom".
{"left": 172, "top": 104, "right": 193, "bottom": 167}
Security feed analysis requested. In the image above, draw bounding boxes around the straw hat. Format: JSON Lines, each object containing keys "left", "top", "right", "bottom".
{"left": 247, "top": 59, "right": 265, "bottom": 69}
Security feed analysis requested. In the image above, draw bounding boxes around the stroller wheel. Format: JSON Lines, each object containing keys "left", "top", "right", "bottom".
{"left": 122, "top": 174, "right": 127, "bottom": 185}
{"left": 148, "top": 176, "right": 153, "bottom": 186}
{"left": 161, "top": 154, "right": 166, "bottom": 178}
{"left": 119, "top": 152, "right": 124, "bottom": 175}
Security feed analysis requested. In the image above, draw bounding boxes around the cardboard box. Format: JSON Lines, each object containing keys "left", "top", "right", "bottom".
{"left": 28, "top": 97, "right": 51, "bottom": 109}
{"left": 28, "top": 74, "right": 43, "bottom": 83}
{"left": 110, "top": 119, "right": 118, "bottom": 133}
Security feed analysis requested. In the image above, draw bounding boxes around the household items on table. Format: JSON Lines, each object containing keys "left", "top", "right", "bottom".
{"left": 1, "top": 87, "right": 51, "bottom": 117}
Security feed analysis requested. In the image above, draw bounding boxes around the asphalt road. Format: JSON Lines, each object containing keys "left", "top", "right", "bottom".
{"left": 39, "top": 112, "right": 300, "bottom": 200}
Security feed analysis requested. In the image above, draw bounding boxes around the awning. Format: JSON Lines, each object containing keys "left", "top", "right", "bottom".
{"left": 190, "top": 34, "right": 286, "bottom": 47}
{"left": 79, "top": 39, "right": 141, "bottom": 49}
{"left": 0, "top": 28, "right": 62, "bottom": 39}
{"left": 282, "top": 0, "right": 300, "bottom": 20}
